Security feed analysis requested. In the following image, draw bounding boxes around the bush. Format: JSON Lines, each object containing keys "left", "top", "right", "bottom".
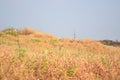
{"left": 2, "top": 28, "right": 17, "bottom": 36}
{"left": 19, "top": 28, "right": 36, "bottom": 35}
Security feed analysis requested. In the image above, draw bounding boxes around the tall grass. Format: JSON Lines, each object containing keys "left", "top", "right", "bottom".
{"left": 0, "top": 50, "right": 119, "bottom": 80}
{"left": 0, "top": 28, "right": 120, "bottom": 80}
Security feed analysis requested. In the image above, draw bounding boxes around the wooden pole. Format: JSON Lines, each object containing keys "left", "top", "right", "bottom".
{"left": 74, "top": 32, "right": 76, "bottom": 40}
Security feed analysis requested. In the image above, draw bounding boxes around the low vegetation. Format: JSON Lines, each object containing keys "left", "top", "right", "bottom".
{"left": 100, "top": 40, "right": 120, "bottom": 47}
{"left": 0, "top": 28, "right": 120, "bottom": 80}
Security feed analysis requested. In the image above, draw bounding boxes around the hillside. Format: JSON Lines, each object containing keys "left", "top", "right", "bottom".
{"left": 0, "top": 28, "right": 120, "bottom": 80}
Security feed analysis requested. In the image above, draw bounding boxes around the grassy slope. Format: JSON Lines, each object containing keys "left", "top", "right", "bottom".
{"left": 0, "top": 28, "right": 120, "bottom": 80}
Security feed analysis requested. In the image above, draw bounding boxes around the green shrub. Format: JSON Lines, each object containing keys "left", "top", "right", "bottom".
{"left": 16, "top": 47, "right": 27, "bottom": 61}
{"left": 2, "top": 28, "right": 17, "bottom": 36}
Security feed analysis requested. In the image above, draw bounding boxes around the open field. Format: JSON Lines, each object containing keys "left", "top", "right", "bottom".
{"left": 0, "top": 28, "right": 120, "bottom": 80}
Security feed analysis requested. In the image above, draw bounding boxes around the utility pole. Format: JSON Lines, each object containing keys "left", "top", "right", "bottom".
{"left": 73, "top": 32, "right": 76, "bottom": 40}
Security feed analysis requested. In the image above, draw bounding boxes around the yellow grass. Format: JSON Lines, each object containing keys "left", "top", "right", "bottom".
{"left": 0, "top": 28, "right": 120, "bottom": 80}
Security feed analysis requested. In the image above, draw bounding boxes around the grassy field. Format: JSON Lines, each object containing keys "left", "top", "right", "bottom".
{"left": 0, "top": 28, "right": 120, "bottom": 80}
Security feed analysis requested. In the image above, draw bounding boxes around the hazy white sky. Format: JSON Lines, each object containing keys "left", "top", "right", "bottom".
{"left": 0, "top": 0, "right": 120, "bottom": 40}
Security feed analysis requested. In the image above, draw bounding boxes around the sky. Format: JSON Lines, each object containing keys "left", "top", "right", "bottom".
{"left": 0, "top": 0, "right": 120, "bottom": 40}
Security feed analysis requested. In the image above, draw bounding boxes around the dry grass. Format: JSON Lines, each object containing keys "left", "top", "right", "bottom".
{"left": 19, "top": 28, "right": 58, "bottom": 38}
{"left": 0, "top": 28, "right": 120, "bottom": 80}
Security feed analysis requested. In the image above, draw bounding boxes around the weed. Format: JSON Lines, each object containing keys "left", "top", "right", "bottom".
{"left": 0, "top": 38, "right": 6, "bottom": 45}
{"left": 16, "top": 47, "right": 27, "bottom": 61}
{"left": 30, "top": 38, "right": 42, "bottom": 42}
{"left": 65, "top": 64, "right": 78, "bottom": 77}
{"left": 50, "top": 38, "right": 58, "bottom": 45}
{"left": 40, "top": 56, "right": 48, "bottom": 74}
{"left": 0, "top": 32, "right": 4, "bottom": 37}
{"left": 101, "top": 55, "right": 110, "bottom": 68}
